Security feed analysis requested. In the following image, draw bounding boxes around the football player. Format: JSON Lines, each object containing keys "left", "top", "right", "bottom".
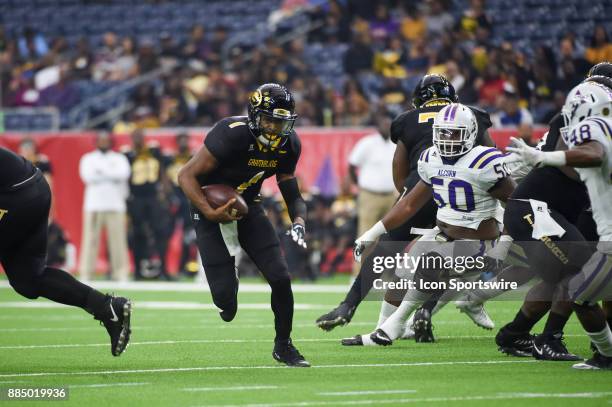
{"left": 177, "top": 83, "right": 310, "bottom": 367}
{"left": 343, "top": 103, "right": 516, "bottom": 346}
{"left": 508, "top": 80, "right": 612, "bottom": 369}
{"left": 493, "top": 65, "right": 612, "bottom": 361}
{"left": 316, "top": 75, "right": 496, "bottom": 341}
{"left": 0, "top": 147, "right": 131, "bottom": 356}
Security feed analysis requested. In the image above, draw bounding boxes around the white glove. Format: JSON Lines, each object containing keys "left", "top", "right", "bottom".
{"left": 289, "top": 223, "right": 307, "bottom": 249}
{"left": 353, "top": 221, "right": 387, "bottom": 262}
{"left": 506, "top": 137, "right": 566, "bottom": 167}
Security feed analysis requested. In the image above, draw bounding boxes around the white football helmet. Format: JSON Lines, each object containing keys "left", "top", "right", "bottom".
{"left": 433, "top": 103, "right": 478, "bottom": 158}
{"left": 561, "top": 81, "right": 612, "bottom": 133}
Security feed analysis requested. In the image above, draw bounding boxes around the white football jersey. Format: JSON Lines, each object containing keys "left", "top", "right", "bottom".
{"left": 417, "top": 145, "right": 510, "bottom": 229}
{"left": 563, "top": 116, "right": 612, "bottom": 242}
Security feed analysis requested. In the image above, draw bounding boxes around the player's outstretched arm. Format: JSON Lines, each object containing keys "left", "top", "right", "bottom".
{"left": 353, "top": 180, "right": 432, "bottom": 261}
{"left": 178, "top": 145, "right": 241, "bottom": 223}
{"left": 506, "top": 137, "right": 604, "bottom": 168}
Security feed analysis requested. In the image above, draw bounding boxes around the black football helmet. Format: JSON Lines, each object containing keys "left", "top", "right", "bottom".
{"left": 584, "top": 75, "right": 612, "bottom": 90}
{"left": 412, "top": 74, "right": 458, "bottom": 108}
{"left": 247, "top": 83, "right": 297, "bottom": 149}
{"left": 587, "top": 61, "right": 612, "bottom": 79}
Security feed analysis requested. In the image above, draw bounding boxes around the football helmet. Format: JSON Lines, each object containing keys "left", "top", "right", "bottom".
{"left": 247, "top": 83, "right": 297, "bottom": 149}
{"left": 587, "top": 61, "right": 612, "bottom": 79}
{"left": 412, "top": 74, "right": 458, "bottom": 108}
{"left": 561, "top": 81, "right": 612, "bottom": 133}
{"left": 433, "top": 103, "right": 478, "bottom": 158}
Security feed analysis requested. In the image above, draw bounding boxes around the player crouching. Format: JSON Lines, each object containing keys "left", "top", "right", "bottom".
{"left": 343, "top": 104, "right": 516, "bottom": 346}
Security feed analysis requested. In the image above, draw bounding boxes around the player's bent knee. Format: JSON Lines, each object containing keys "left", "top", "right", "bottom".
{"left": 9, "top": 279, "right": 40, "bottom": 300}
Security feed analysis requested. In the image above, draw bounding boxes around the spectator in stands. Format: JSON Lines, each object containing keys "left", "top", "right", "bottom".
{"left": 17, "top": 27, "right": 48, "bottom": 61}
{"left": 476, "top": 64, "right": 505, "bottom": 110}
{"left": 113, "top": 37, "right": 138, "bottom": 81}
{"left": 491, "top": 83, "right": 534, "bottom": 145}
{"left": 424, "top": 0, "right": 454, "bottom": 37}
{"left": 338, "top": 79, "right": 370, "bottom": 126}
{"left": 456, "top": 0, "right": 491, "bottom": 40}
{"left": 136, "top": 38, "right": 159, "bottom": 74}
{"left": 585, "top": 25, "right": 612, "bottom": 64}
{"left": 347, "top": 107, "right": 397, "bottom": 273}
{"left": 70, "top": 37, "right": 93, "bottom": 80}
{"left": 92, "top": 32, "right": 122, "bottom": 81}
{"left": 37, "top": 63, "right": 80, "bottom": 112}
{"left": 206, "top": 26, "right": 228, "bottom": 66}
{"left": 182, "top": 24, "right": 210, "bottom": 62}
{"left": 159, "top": 73, "right": 188, "bottom": 126}
{"left": 159, "top": 32, "right": 180, "bottom": 70}
{"left": 78, "top": 132, "right": 131, "bottom": 282}
{"left": 445, "top": 60, "right": 465, "bottom": 94}
{"left": 343, "top": 31, "right": 374, "bottom": 76}
{"left": 7, "top": 73, "right": 39, "bottom": 107}
{"left": 369, "top": 3, "right": 398, "bottom": 44}
{"left": 557, "top": 37, "right": 590, "bottom": 80}
{"left": 405, "top": 37, "right": 430, "bottom": 75}
{"left": 400, "top": 4, "right": 426, "bottom": 42}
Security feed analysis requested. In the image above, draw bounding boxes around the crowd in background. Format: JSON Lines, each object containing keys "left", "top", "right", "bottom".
{"left": 2, "top": 0, "right": 612, "bottom": 133}
{"left": 2, "top": 0, "right": 612, "bottom": 280}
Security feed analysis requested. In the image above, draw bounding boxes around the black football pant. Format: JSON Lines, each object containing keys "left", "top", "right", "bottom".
{"left": 0, "top": 172, "right": 107, "bottom": 315}
{"left": 192, "top": 203, "right": 293, "bottom": 343}
{"left": 128, "top": 196, "right": 170, "bottom": 278}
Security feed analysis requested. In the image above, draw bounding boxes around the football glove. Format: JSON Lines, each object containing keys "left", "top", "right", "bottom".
{"left": 289, "top": 223, "right": 307, "bottom": 249}
{"left": 506, "top": 137, "right": 566, "bottom": 168}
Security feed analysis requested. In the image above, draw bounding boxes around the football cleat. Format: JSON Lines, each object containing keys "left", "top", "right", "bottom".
{"left": 455, "top": 299, "right": 494, "bottom": 330}
{"left": 315, "top": 302, "right": 356, "bottom": 331}
{"left": 495, "top": 326, "right": 534, "bottom": 357}
{"left": 572, "top": 352, "right": 612, "bottom": 370}
{"left": 370, "top": 329, "right": 393, "bottom": 346}
{"left": 273, "top": 339, "right": 310, "bottom": 367}
{"left": 413, "top": 307, "right": 435, "bottom": 343}
{"left": 532, "top": 332, "right": 582, "bottom": 361}
{"left": 341, "top": 335, "right": 364, "bottom": 346}
{"left": 96, "top": 295, "right": 132, "bottom": 357}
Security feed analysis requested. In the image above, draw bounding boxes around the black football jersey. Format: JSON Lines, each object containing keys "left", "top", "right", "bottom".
{"left": 124, "top": 144, "right": 165, "bottom": 197}
{"left": 390, "top": 102, "right": 492, "bottom": 177}
{"left": 0, "top": 147, "right": 37, "bottom": 190}
{"left": 201, "top": 116, "right": 301, "bottom": 204}
{"left": 511, "top": 112, "right": 589, "bottom": 223}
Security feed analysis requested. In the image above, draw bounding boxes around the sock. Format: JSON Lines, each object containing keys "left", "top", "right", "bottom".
{"left": 543, "top": 311, "right": 571, "bottom": 336}
{"left": 376, "top": 301, "right": 398, "bottom": 328}
{"left": 270, "top": 279, "right": 294, "bottom": 343}
{"left": 38, "top": 267, "right": 105, "bottom": 315}
{"left": 587, "top": 325, "right": 612, "bottom": 357}
{"left": 422, "top": 292, "right": 442, "bottom": 313}
{"left": 505, "top": 309, "right": 539, "bottom": 333}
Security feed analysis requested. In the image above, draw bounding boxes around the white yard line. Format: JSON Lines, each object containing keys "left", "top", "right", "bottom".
{"left": 196, "top": 392, "right": 612, "bottom": 407}
{"left": 317, "top": 390, "right": 417, "bottom": 396}
{"left": 182, "top": 386, "right": 279, "bottom": 392}
{"left": 0, "top": 360, "right": 535, "bottom": 379}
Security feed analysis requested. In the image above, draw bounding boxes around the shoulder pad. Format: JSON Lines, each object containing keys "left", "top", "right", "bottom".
{"left": 467, "top": 147, "right": 505, "bottom": 169}
{"left": 468, "top": 105, "right": 493, "bottom": 129}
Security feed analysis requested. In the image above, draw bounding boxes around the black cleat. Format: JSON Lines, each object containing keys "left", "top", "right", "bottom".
{"left": 370, "top": 329, "right": 393, "bottom": 346}
{"left": 96, "top": 295, "right": 132, "bottom": 357}
{"left": 495, "top": 326, "right": 534, "bottom": 357}
{"left": 573, "top": 352, "right": 612, "bottom": 370}
{"left": 413, "top": 307, "right": 435, "bottom": 343}
{"left": 341, "top": 335, "right": 364, "bottom": 346}
{"left": 315, "top": 302, "right": 356, "bottom": 331}
{"left": 273, "top": 339, "right": 310, "bottom": 367}
{"left": 532, "top": 332, "right": 582, "bottom": 361}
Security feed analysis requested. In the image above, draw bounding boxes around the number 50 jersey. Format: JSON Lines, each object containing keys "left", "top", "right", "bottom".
{"left": 417, "top": 145, "right": 511, "bottom": 229}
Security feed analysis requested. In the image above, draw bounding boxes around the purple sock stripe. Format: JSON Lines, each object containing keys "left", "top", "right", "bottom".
{"left": 572, "top": 253, "right": 608, "bottom": 302}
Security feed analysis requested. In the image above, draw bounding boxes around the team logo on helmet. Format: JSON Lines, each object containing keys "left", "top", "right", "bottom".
{"left": 250, "top": 90, "right": 263, "bottom": 107}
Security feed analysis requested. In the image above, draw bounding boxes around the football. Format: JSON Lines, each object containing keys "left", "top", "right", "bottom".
{"left": 201, "top": 184, "right": 249, "bottom": 217}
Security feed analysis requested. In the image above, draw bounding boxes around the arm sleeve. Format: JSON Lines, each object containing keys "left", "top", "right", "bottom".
{"left": 278, "top": 134, "right": 302, "bottom": 174}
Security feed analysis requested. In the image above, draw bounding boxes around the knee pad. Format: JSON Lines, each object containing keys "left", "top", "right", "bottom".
{"left": 9, "top": 278, "right": 40, "bottom": 300}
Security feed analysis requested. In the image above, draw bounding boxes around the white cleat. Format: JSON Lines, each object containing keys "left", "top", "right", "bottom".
{"left": 455, "top": 300, "right": 494, "bottom": 330}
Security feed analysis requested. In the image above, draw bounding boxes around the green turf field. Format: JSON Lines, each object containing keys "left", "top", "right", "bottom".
{"left": 0, "top": 280, "right": 611, "bottom": 407}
